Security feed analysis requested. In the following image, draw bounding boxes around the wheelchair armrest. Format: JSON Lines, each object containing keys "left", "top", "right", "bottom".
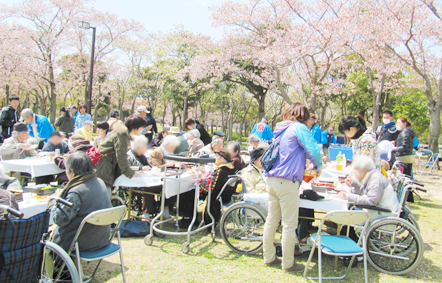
{"left": 354, "top": 205, "right": 391, "bottom": 213}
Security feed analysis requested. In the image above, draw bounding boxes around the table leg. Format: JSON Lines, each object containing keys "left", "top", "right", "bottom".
{"left": 127, "top": 188, "right": 132, "bottom": 220}
{"left": 335, "top": 224, "right": 341, "bottom": 270}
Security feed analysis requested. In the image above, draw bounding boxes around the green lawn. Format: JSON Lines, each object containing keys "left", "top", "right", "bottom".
{"left": 84, "top": 174, "right": 442, "bottom": 282}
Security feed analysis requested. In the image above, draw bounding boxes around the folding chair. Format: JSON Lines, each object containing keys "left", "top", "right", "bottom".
{"left": 420, "top": 153, "right": 439, "bottom": 176}
{"left": 67, "top": 205, "right": 127, "bottom": 283}
{"left": 303, "top": 210, "right": 371, "bottom": 283}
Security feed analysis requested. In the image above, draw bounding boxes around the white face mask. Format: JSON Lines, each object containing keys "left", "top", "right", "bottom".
{"left": 396, "top": 124, "right": 403, "bottom": 131}
{"left": 383, "top": 119, "right": 391, "bottom": 125}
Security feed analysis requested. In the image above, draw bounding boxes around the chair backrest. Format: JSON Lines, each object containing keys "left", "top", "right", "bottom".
{"left": 68, "top": 206, "right": 127, "bottom": 253}
{"left": 431, "top": 153, "right": 440, "bottom": 163}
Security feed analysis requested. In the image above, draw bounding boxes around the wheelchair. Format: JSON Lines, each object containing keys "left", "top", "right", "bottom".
{"left": 218, "top": 172, "right": 426, "bottom": 275}
{"left": 0, "top": 198, "right": 80, "bottom": 283}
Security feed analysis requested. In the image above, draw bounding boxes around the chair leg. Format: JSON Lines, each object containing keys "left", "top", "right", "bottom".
{"left": 318, "top": 246, "right": 322, "bottom": 283}
{"left": 303, "top": 243, "right": 316, "bottom": 278}
{"left": 118, "top": 231, "right": 127, "bottom": 283}
{"left": 75, "top": 242, "right": 83, "bottom": 283}
{"left": 363, "top": 238, "right": 368, "bottom": 283}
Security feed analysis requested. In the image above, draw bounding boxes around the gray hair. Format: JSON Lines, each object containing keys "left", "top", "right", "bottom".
{"left": 352, "top": 155, "right": 376, "bottom": 171}
{"left": 189, "top": 129, "right": 200, "bottom": 138}
{"left": 162, "top": 135, "right": 180, "bottom": 148}
{"left": 109, "top": 109, "right": 120, "bottom": 118}
{"left": 249, "top": 134, "right": 260, "bottom": 143}
{"left": 65, "top": 152, "right": 95, "bottom": 176}
{"left": 131, "top": 135, "right": 148, "bottom": 151}
{"left": 212, "top": 137, "right": 223, "bottom": 145}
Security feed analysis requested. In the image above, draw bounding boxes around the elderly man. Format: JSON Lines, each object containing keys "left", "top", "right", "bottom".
{"left": 250, "top": 117, "right": 273, "bottom": 143}
{"left": 0, "top": 122, "right": 36, "bottom": 160}
{"left": 138, "top": 106, "right": 157, "bottom": 143}
{"left": 199, "top": 135, "right": 224, "bottom": 156}
{"left": 75, "top": 120, "right": 94, "bottom": 141}
{"left": 152, "top": 124, "right": 170, "bottom": 147}
{"left": 248, "top": 134, "right": 269, "bottom": 151}
{"left": 51, "top": 152, "right": 112, "bottom": 252}
{"left": 149, "top": 135, "right": 179, "bottom": 168}
{"left": 241, "top": 148, "right": 266, "bottom": 193}
{"left": 167, "top": 126, "right": 189, "bottom": 154}
{"left": 42, "top": 131, "right": 70, "bottom": 154}
{"left": 21, "top": 108, "right": 55, "bottom": 142}
{"left": 339, "top": 155, "right": 399, "bottom": 213}
{"left": 0, "top": 94, "right": 20, "bottom": 139}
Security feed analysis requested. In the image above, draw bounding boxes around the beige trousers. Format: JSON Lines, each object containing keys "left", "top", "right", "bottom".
{"left": 263, "top": 177, "right": 300, "bottom": 269}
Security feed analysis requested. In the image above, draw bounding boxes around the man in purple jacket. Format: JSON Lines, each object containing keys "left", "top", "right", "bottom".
{"left": 263, "top": 103, "right": 322, "bottom": 273}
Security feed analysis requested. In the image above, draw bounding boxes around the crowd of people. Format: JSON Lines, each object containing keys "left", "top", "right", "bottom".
{"left": 0, "top": 94, "right": 420, "bottom": 273}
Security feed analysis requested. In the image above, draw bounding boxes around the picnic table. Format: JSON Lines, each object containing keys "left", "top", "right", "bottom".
{"left": 0, "top": 158, "right": 65, "bottom": 178}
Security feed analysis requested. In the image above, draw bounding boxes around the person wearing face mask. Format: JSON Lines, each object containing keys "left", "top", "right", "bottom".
{"left": 338, "top": 115, "right": 381, "bottom": 170}
{"left": 376, "top": 110, "right": 400, "bottom": 142}
{"left": 393, "top": 117, "right": 415, "bottom": 179}
{"left": 241, "top": 148, "right": 266, "bottom": 193}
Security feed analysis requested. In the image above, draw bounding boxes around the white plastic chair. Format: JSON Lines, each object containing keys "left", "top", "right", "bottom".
{"left": 67, "top": 205, "right": 127, "bottom": 283}
{"left": 303, "top": 210, "right": 371, "bottom": 283}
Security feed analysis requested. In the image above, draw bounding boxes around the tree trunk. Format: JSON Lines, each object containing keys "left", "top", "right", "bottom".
{"left": 424, "top": 74, "right": 441, "bottom": 153}
{"left": 4, "top": 84, "right": 9, "bottom": 107}
{"left": 319, "top": 100, "right": 328, "bottom": 130}
{"left": 182, "top": 91, "right": 189, "bottom": 129}
{"left": 369, "top": 69, "right": 386, "bottom": 130}
{"left": 162, "top": 103, "right": 167, "bottom": 125}
{"left": 48, "top": 54, "right": 57, "bottom": 124}
{"left": 254, "top": 90, "right": 266, "bottom": 120}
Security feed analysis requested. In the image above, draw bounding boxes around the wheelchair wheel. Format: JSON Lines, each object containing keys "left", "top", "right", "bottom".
{"left": 366, "top": 217, "right": 423, "bottom": 275}
{"left": 41, "top": 241, "right": 80, "bottom": 283}
{"left": 111, "top": 196, "right": 125, "bottom": 207}
{"left": 219, "top": 202, "right": 266, "bottom": 255}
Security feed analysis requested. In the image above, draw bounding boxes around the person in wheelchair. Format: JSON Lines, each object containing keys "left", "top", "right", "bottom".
{"left": 201, "top": 148, "right": 236, "bottom": 227}
{"left": 227, "top": 141, "right": 246, "bottom": 172}
{"left": 0, "top": 168, "right": 21, "bottom": 219}
{"left": 241, "top": 147, "right": 266, "bottom": 193}
{"left": 51, "top": 152, "right": 112, "bottom": 252}
{"left": 339, "top": 155, "right": 399, "bottom": 215}
{"left": 127, "top": 135, "right": 173, "bottom": 219}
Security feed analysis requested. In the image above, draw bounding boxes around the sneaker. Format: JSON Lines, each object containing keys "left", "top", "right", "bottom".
{"left": 265, "top": 257, "right": 281, "bottom": 266}
{"left": 283, "top": 263, "right": 305, "bottom": 273}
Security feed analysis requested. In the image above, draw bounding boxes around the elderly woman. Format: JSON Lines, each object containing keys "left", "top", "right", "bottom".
{"left": 96, "top": 116, "right": 145, "bottom": 195}
{"left": 188, "top": 129, "right": 204, "bottom": 154}
{"left": 241, "top": 148, "right": 266, "bottom": 193}
{"left": 149, "top": 135, "right": 179, "bottom": 168}
{"left": 184, "top": 118, "right": 212, "bottom": 145}
{"left": 339, "top": 155, "right": 399, "bottom": 212}
{"left": 248, "top": 134, "right": 269, "bottom": 151}
{"left": 200, "top": 148, "right": 236, "bottom": 228}
{"left": 227, "top": 141, "right": 246, "bottom": 172}
{"left": 127, "top": 135, "right": 151, "bottom": 171}
{"left": 51, "top": 152, "right": 112, "bottom": 252}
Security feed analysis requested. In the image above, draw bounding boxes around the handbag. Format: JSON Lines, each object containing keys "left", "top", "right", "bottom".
{"left": 261, "top": 123, "right": 294, "bottom": 172}
{"left": 86, "top": 146, "right": 115, "bottom": 165}
{"left": 119, "top": 219, "right": 150, "bottom": 237}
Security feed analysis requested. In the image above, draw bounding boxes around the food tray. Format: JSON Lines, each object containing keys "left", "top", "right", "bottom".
{"left": 23, "top": 186, "right": 59, "bottom": 196}
{"left": 311, "top": 183, "right": 336, "bottom": 193}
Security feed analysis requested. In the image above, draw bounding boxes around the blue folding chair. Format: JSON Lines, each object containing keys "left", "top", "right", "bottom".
{"left": 303, "top": 210, "right": 371, "bottom": 283}
{"left": 67, "top": 205, "right": 127, "bottom": 283}
{"left": 420, "top": 153, "right": 439, "bottom": 176}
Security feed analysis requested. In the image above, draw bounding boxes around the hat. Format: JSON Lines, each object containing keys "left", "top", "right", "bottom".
{"left": 84, "top": 120, "right": 94, "bottom": 126}
{"left": 8, "top": 95, "right": 19, "bottom": 101}
{"left": 137, "top": 106, "right": 150, "bottom": 113}
{"left": 13, "top": 122, "right": 28, "bottom": 133}
{"left": 168, "top": 126, "right": 181, "bottom": 134}
{"left": 50, "top": 131, "right": 62, "bottom": 138}
{"left": 20, "top": 108, "right": 33, "bottom": 121}
{"left": 300, "top": 190, "right": 324, "bottom": 201}
{"left": 215, "top": 148, "right": 232, "bottom": 162}
{"left": 250, "top": 148, "right": 265, "bottom": 163}
{"left": 213, "top": 130, "right": 225, "bottom": 137}
{"left": 328, "top": 126, "right": 335, "bottom": 131}
{"left": 70, "top": 105, "right": 77, "bottom": 109}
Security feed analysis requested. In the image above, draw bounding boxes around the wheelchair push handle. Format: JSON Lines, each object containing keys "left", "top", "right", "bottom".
{"left": 50, "top": 197, "right": 74, "bottom": 208}
{"left": 0, "top": 204, "right": 24, "bottom": 219}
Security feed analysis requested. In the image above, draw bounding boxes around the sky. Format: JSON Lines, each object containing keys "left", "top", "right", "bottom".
{"left": 0, "top": 0, "right": 247, "bottom": 39}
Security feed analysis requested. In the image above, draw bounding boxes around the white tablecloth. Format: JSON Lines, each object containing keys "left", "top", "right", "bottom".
{"left": 1, "top": 158, "right": 65, "bottom": 178}
{"left": 18, "top": 200, "right": 49, "bottom": 218}
{"left": 113, "top": 172, "right": 198, "bottom": 199}
{"left": 320, "top": 167, "right": 352, "bottom": 179}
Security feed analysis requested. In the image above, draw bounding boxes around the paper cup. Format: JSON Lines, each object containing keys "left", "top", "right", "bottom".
{"left": 23, "top": 192, "right": 32, "bottom": 204}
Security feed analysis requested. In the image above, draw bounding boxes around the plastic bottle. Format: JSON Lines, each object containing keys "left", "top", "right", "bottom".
{"left": 336, "top": 151, "right": 344, "bottom": 171}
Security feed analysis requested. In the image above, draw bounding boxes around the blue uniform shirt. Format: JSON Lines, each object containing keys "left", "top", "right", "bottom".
{"left": 250, "top": 122, "right": 273, "bottom": 143}
{"left": 311, "top": 124, "right": 322, "bottom": 143}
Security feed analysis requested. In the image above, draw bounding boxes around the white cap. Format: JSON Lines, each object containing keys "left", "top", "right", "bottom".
{"left": 137, "top": 106, "right": 149, "bottom": 113}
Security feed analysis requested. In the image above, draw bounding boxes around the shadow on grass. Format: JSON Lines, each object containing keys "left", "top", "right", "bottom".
{"left": 82, "top": 260, "right": 124, "bottom": 283}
